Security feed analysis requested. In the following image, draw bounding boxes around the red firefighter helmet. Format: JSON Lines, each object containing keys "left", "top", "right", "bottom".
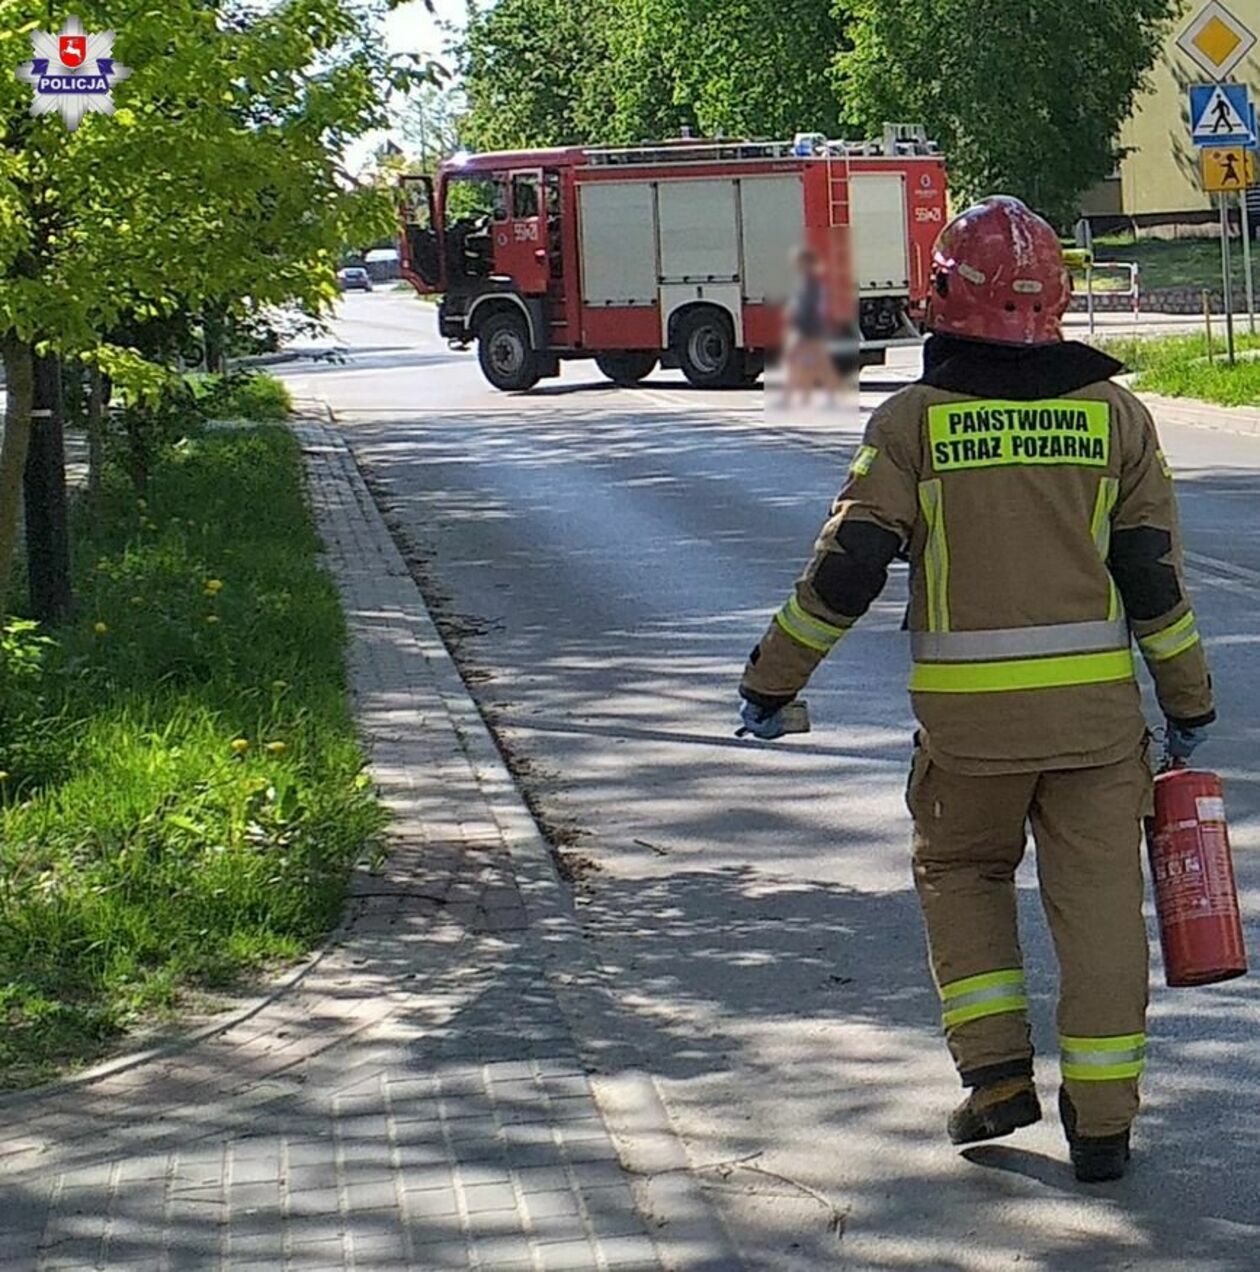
{"left": 927, "top": 196, "right": 1070, "bottom": 345}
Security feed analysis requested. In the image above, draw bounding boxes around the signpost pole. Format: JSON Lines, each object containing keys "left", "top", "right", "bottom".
{"left": 1221, "top": 193, "right": 1237, "bottom": 365}
{"left": 1243, "top": 189, "right": 1256, "bottom": 335}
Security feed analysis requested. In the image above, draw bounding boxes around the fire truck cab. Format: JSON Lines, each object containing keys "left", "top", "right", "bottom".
{"left": 400, "top": 126, "right": 947, "bottom": 392}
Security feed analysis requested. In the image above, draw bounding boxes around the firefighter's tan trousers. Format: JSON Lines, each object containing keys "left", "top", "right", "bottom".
{"left": 908, "top": 744, "right": 1152, "bottom": 1138}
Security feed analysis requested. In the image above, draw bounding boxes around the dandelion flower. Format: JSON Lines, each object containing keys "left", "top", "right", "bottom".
{"left": 205, "top": 579, "right": 224, "bottom": 594}
{"left": 205, "top": 615, "right": 220, "bottom": 625}
{"left": 230, "top": 738, "right": 250, "bottom": 754}
{"left": 0, "top": 771, "right": 9, "bottom": 782}
{"left": 93, "top": 621, "right": 108, "bottom": 636}
{"left": 265, "top": 741, "right": 287, "bottom": 756}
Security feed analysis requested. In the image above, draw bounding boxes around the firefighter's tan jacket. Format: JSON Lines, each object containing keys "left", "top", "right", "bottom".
{"left": 742, "top": 348, "right": 1214, "bottom": 774}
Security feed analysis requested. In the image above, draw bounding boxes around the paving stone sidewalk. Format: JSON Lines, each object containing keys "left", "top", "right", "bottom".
{"left": 0, "top": 414, "right": 736, "bottom": 1271}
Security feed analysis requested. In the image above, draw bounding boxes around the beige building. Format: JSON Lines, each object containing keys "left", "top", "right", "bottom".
{"left": 1086, "top": 0, "right": 1260, "bottom": 218}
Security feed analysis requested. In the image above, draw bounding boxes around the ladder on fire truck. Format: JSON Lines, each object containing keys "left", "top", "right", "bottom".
{"left": 584, "top": 124, "right": 936, "bottom": 168}
{"left": 818, "top": 125, "right": 935, "bottom": 339}
{"left": 824, "top": 144, "right": 855, "bottom": 333}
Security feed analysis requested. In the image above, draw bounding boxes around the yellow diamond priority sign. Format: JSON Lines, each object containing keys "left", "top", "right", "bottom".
{"left": 1201, "top": 145, "right": 1257, "bottom": 192}
{"left": 1178, "top": 2, "right": 1257, "bottom": 79}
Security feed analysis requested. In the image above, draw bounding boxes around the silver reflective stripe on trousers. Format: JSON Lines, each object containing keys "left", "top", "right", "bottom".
{"left": 945, "top": 982, "right": 1024, "bottom": 1013}
{"left": 911, "top": 618, "right": 1130, "bottom": 664}
{"left": 1061, "top": 1042, "right": 1146, "bottom": 1068}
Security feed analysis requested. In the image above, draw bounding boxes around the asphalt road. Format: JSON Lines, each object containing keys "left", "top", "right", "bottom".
{"left": 279, "top": 292, "right": 1260, "bottom": 1271}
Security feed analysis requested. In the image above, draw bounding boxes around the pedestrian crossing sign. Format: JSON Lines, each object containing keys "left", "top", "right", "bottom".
{"left": 1190, "top": 83, "right": 1255, "bottom": 147}
{"left": 1201, "top": 145, "right": 1257, "bottom": 191}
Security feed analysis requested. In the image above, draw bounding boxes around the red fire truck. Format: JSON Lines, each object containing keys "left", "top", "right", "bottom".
{"left": 399, "top": 126, "right": 947, "bottom": 392}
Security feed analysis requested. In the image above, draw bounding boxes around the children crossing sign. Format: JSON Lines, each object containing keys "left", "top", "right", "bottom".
{"left": 1201, "top": 145, "right": 1257, "bottom": 191}
{"left": 1190, "top": 83, "right": 1255, "bottom": 146}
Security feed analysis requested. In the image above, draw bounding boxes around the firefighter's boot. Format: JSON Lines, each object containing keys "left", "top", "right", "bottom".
{"left": 1060, "top": 1086, "right": 1131, "bottom": 1183}
{"left": 947, "top": 1077, "right": 1041, "bottom": 1146}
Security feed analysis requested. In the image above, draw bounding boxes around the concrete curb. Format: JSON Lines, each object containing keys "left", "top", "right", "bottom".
{"left": 324, "top": 405, "right": 745, "bottom": 1270}
{"left": 1139, "top": 391, "right": 1260, "bottom": 437}
{"left": 0, "top": 945, "right": 333, "bottom": 1109}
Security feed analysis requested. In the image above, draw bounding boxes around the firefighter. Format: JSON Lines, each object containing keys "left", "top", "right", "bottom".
{"left": 738, "top": 196, "right": 1214, "bottom": 1183}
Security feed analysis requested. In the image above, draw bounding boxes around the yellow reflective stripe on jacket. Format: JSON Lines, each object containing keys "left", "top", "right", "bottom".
{"left": 918, "top": 480, "right": 950, "bottom": 632}
{"left": 926, "top": 401, "right": 1111, "bottom": 472}
{"left": 1091, "top": 476, "right": 1122, "bottom": 621}
{"left": 850, "top": 444, "right": 878, "bottom": 477}
{"left": 1060, "top": 1033, "right": 1146, "bottom": 1082}
{"left": 1138, "top": 611, "right": 1201, "bottom": 663}
{"left": 910, "top": 649, "right": 1136, "bottom": 695}
{"left": 774, "top": 595, "right": 848, "bottom": 655}
{"left": 940, "top": 969, "right": 1028, "bottom": 1029}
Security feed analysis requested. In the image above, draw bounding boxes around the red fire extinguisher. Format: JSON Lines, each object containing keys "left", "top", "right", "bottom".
{"left": 1146, "top": 758, "right": 1248, "bottom": 988}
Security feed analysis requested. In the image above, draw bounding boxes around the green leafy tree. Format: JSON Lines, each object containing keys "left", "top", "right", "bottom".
{"left": 456, "top": 0, "right": 846, "bottom": 150}
{"left": 604, "top": 0, "right": 845, "bottom": 143}
{"left": 0, "top": 0, "right": 431, "bottom": 616}
{"left": 836, "top": 0, "right": 1182, "bottom": 224}
{"left": 399, "top": 83, "right": 467, "bottom": 171}
{"left": 457, "top": 0, "right": 611, "bottom": 150}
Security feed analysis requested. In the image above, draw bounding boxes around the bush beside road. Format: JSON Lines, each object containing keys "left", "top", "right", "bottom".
{"left": 0, "top": 418, "right": 383, "bottom": 1090}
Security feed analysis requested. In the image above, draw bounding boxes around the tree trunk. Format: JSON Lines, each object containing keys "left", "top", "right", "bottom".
{"left": 124, "top": 407, "right": 150, "bottom": 496}
{"left": 23, "top": 353, "right": 73, "bottom": 623}
{"left": 86, "top": 364, "right": 106, "bottom": 535}
{"left": 0, "top": 339, "right": 35, "bottom": 620}
{"left": 204, "top": 305, "right": 227, "bottom": 375}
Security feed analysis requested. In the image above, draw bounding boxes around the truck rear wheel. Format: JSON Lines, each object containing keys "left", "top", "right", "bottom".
{"left": 595, "top": 351, "right": 657, "bottom": 385}
{"left": 478, "top": 311, "right": 540, "bottom": 392}
{"left": 676, "top": 309, "right": 739, "bottom": 388}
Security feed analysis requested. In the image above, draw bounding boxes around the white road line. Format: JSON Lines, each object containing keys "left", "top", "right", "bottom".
{"left": 1185, "top": 555, "right": 1260, "bottom": 604}
{"left": 1185, "top": 549, "right": 1260, "bottom": 587}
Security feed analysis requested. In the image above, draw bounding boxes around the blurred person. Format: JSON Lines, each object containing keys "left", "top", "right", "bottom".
{"left": 781, "top": 246, "right": 843, "bottom": 407}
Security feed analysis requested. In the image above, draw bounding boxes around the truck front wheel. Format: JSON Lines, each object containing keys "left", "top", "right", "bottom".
{"left": 478, "top": 311, "right": 540, "bottom": 392}
{"left": 676, "top": 309, "right": 739, "bottom": 388}
{"left": 594, "top": 351, "right": 658, "bottom": 385}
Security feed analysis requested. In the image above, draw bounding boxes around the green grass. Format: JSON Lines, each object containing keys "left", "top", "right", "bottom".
{"left": 1090, "top": 235, "right": 1236, "bottom": 294}
{"left": 1099, "top": 331, "right": 1260, "bottom": 407}
{"left": 0, "top": 427, "right": 382, "bottom": 1088}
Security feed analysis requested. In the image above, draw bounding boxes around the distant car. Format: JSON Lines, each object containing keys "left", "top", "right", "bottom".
{"left": 337, "top": 266, "right": 373, "bottom": 292}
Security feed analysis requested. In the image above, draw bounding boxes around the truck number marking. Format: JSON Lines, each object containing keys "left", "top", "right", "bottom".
{"left": 915, "top": 207, "right": 943, "bottom": 223}
{"left": 513, "top": 221, "right": 539, "bottom": 242}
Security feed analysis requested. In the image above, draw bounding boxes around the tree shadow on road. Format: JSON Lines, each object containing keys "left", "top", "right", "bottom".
{"left": 342, "top": 411, "right": 1260, "bottom": 1269}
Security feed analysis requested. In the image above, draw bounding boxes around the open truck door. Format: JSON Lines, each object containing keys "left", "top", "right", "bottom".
{"left": 400, "top": 175, "right": 443, "bottom": 292}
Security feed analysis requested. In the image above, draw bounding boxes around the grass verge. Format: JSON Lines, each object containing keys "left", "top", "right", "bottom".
{"left": 1098, "top": 331, "right": 1260, "bottom": 408}
{"left": 1092, "top": 234, "right": 1233, "bottom": 293}
{"left": 0, "top": 425, "right": 382, "bottom": 1089}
